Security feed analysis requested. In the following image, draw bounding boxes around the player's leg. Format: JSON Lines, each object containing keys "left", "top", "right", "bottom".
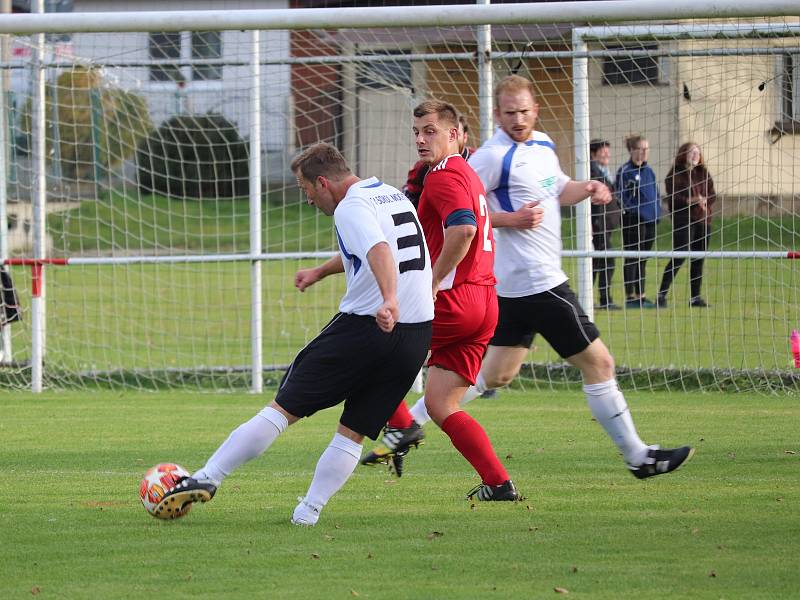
{"left": 158, "top": 314, "right": 363, "bottom": 514}
{"left": 557, "top": 307, "right": 693, "bottom": 479}
{"left": 156, "top": 401, "right": 296, "bottom": 515}
{"left": 425, "top": 365, "right": 517, "bottom": 501}
{"left": 426, "top": 285, "right": 518, "bottom": 500}
{"left": 292, "top": 424, "right": 364, "bottom": 526}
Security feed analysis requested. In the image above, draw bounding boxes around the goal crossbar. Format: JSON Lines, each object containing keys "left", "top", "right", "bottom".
{"left": 0, "top": 1, "right": 797, "bottom": 35}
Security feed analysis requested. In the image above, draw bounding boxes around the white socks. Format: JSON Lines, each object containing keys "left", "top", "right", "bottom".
{"left": 408, "top": 373, "right": 489, "bottom": 426}
{"left": 292, "top": 433, "right": 363, "bottom": 526}
{"left": 193, "top": 406, "right": 288, "bottom": 486}
{"left": 583, "top": 379, "right": 648, "bottom": 465}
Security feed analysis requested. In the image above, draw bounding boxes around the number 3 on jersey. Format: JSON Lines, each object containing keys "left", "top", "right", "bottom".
{"left": 478, "top": 194, "right": 493, "bottom": 252}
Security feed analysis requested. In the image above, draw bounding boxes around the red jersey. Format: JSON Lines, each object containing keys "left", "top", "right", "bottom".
{"left": 417, "top": 153, "right": 495, "bottom": 290}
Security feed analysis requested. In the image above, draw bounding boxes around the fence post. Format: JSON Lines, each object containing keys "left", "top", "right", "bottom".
{"left": 30, "top": 0, "right": 46, "bottom": 392}
{"left": 89, "top": 87, "right": 105, "bottom": 195}
{"left": 0, "top": 0, "right": 10, "bottom": 364}
{"left": 249, "top": 29, "right": 263, "bottom": 394}
{"left": 477, "top": 0, "right": 493, "bottom": 143}
{"left": 572, "top": 29, "right": 593, "bottom": 321}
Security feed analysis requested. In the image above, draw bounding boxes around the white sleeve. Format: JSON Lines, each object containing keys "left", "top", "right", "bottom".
{"left": 334, "top": 198, "right": 387, "bottom": 260}
{"left": 468, "top": 146, "right": 502, "bottom": 193}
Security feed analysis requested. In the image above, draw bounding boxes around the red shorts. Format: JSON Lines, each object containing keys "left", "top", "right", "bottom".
{"left": 428, "top": 283, "right": 498, "bottom": 385}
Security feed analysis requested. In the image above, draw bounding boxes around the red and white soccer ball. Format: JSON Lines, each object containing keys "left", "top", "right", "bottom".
{"left": 139, "top": 463, "right": 192, "bottom": 520}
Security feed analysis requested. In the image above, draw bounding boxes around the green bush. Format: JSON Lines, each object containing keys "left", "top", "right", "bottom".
{"left": 136, "top": 114, "right": 250, "bottom": 200}
{"left": 21, "top": 67, "right": 153, "bottom": 180}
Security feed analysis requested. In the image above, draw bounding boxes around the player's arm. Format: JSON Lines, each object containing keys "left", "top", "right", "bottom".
{"left": 366, "top": 242, "right": 399, "bottom": 333}
{"left": 295, "top": 255, "right": 344, "bottom": 292}
{"left": 490, "top": 202, "right": 542, "bottom": 229}
{"left": 432, "top": 220, "right": 476, "bottom": 297}
{"left": 559, "top": 180, "right": 611, "bottom": 207}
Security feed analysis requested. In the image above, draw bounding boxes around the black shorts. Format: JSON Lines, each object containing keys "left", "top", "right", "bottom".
{"left": 490, "top": 282, "right": 600, "bottom": 359}
{"left": 274, "top": 313, "right": 432, "bottom": 440}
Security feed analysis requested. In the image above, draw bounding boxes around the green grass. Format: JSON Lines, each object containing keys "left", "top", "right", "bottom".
{"left": 1, "top": 389, "right": 798, "bottom": 598}
{"left": 46, "top": 192, "right": 800, "bottom": 255}
{"left": 46, "top": 189, "right": 336, "bottom": 255}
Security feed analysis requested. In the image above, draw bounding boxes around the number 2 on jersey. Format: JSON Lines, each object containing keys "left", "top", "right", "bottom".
{"left": 478, "top": 194, "right": 492, "bottom": 252}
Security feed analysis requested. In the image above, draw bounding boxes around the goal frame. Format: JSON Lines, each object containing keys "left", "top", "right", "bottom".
{"left": 0, "top": 0, "right": 797, "bottom": 392}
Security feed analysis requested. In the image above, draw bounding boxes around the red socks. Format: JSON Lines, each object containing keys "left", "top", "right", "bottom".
{"left": 387, "top": 401, "right": 414, "bottom": 429}
{"left": 441, "top": 411, "right": 508, "bottom": 486}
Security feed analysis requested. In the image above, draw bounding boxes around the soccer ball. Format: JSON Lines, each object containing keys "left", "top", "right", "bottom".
{"left": 139, "top": 463, "right": 192, "bottom": 520}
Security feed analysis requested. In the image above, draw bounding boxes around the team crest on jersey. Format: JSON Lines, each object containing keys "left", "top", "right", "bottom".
{"left": 539, "top": 176, "right": 557, "bottom": 189}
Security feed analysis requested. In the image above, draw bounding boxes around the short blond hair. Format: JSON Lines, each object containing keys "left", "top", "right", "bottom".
{"left": 494, "top": 74, "right": 536, "bottom": 106}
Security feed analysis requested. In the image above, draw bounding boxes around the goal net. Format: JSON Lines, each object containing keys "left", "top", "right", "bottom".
{"left": 0, "top": 3, "right": 798, "bottom": 393}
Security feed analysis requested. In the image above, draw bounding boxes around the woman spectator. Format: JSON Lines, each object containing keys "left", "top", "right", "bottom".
{"left": 657, "top": 143, "right": 717, "bottom": 308}
{"left": 617, "top": 134, "right": 661, "bottom": 308}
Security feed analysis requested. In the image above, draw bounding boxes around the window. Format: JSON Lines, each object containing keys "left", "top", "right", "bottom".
{"left": 781, "top": 53, "right": 800, "bottom": 123}
{"left": 357, "top": 51, "right": 412, "bottom": 90}
{"left": 602, "top": 44, "right": 661, "bottom": 86}
{"left": 191, "top": 31, "right": 223, "bottom": 81}
{"left": 149, "top": 32, "right": 182, "bottom": 82}
{"left": 149, "top": 32, "right": 223, "bottom": 83}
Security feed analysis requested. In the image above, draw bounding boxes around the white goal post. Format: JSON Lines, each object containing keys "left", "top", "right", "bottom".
{"left": 0, "top": 0, "right": 798, "bottom": 393}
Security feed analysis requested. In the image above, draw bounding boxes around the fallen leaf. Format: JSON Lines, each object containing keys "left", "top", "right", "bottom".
{"left": 367, "top": 553, "right": 372, "bottom": 559}
{"left": 526, "top": 505, "right": 533, "bottom": 511}
{"left": 554, "top": 587, "right": 569, "bottom": 594}
{"left": 383, "top": 480, "right": 396, "bottom": 485}
{"left": 505, "top": 453, "right": 513, "bottom": 459}
{"left": 708, "top": 570, "right": 716, "bottom": 578}
{"left": 350, "top": 590, "right": 360, "bottom": 597}
{"left": 727, "top": 453, "right": 736, "bottom": 460}
{"left": 427, "top": 531, "right": 444, "bottom": 539}
{"left": 311, "top": 553, "right": 320, "bottom": 559}
{"left": 324, "top": 535, "right": 334, "bottom": 541}
{"left": 776, "top": 497, "right": 784, "bottom": 502}
{"left": 691, "top": 528, "right": 700, "bottom": 535}
{"left": 571, "top": 566, "right": 578, "bottom": 573}
{"left": 784, "top": 450, "right": 796, "bottom": 455}
{"left": 31, "top": 587, "right": 41, "bottom": 596}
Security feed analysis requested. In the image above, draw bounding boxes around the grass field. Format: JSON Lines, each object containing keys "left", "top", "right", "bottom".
{"left": 1, "top": 388, "right": 798, "bottom": 598}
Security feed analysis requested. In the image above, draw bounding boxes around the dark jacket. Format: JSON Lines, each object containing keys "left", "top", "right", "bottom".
{"left": 590, "top": 160, "right": 621, "bottom": 232}
{"left": 616, "top": 160, "right": 662, "bottom": 223}
{"left": 665, "top": 164, "right": 717, "bottom": 225}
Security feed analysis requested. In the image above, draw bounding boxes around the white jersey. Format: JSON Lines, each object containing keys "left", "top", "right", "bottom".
{"left": 468, "top": 129, "right": 571, "bottom": 297}
{"left": 334, "top": 177, "right": 434, "bottom": 323}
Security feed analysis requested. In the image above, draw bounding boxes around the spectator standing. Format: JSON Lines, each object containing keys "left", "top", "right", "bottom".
{"left": 617, "top": 134, "right": 661, "bottom": 308}
{"left": 589, "top": 139, "right": 621, "bottom": 310}
{"left": 657, "top": 142, "right": 717, "bottom": 308}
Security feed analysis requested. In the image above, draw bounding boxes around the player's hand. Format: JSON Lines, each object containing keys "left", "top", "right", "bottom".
{"left": 514, "top": 201, "right": 544, "bottom": 229}
{"left": 376, "top": 299, "right": 399, "bottom": 333}
{"left": 587, "top": 181, "right": 612, "bottom": 205}
{"left": 295, "top": 267, "right": 322, "bottom": 292}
